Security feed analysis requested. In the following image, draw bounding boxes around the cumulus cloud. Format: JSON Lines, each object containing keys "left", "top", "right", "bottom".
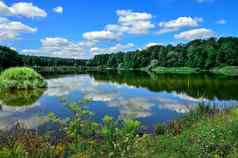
{"left": 41, "top": 37, "right": 69, "bottom": 48}
{"left": 0, "top": 17, "right": 37, "bottom": 40}
{"left": 24, "top": 10, "right": 155, "bottom": 58}
{"left": 0, "top": 1, "right": 47, "bottom": 18}
{"left": 23, "top": 37, "right": 95, "bottom": 59}
{"left": 53, "top": 6, "right": 63, "bottom": 14}
{"left": 216, "top": 19, "right": 227, "bottom": 25}
{"left": 90, "top": 43, "right": 134, "bottom": 55}
{"left": 158, "top": 17, "right": 203, "bottom": 35}
{"left": 174, "top": 28, "right": 215, "bottom": 41}
{"left": 83, "top": 10, "right": 154, "bottom": 43}
{"left": 106, "top": 10, "right": 154, "bottom": 35}
{"left": 83, "top": 30, "right": 121, "bottom": 41}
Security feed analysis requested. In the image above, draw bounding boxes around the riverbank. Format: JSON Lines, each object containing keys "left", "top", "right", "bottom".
{"left": 211, "top": 66, "right": 238, "bottom": 76}
{"left": 151, "top": 106, "right": 238, "bottom": 157}
{"left": 149, "top": 66, "right": 238, "bottom": 76}
{"left": 1, "top": 66, "right": 238, "bottom": 77}
{"left": 0, "top": 104, "right": 237, "bottom": 158}
{"left": 150, "top": 66, "right": 199, "bottom": 74}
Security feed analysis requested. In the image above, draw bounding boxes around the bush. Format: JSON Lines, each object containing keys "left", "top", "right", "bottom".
{"left": 155, "top": 123, "right": 166, "bottom": 135}
{"left": 0, "top": 67, "right": 47, "bottom": 90}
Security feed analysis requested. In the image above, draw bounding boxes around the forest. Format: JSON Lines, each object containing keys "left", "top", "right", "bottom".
{"left": 88, "top": 37, "right": 238, "bottom": 69}
{"left": 0, "top": 46, "right": 87, "bottom": 69}
{"left": 1, "top": 37, "right": 238, "bottom": 70}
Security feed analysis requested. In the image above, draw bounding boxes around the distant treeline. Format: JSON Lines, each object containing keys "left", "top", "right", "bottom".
{"left": 0, "top": 46, "right": 87, "bottom": 69}
{"left": 1, "top": 37, "right": 238, "bottom": 70}
{"left": 88, "top": 37, "right": 238, "bottom": 69}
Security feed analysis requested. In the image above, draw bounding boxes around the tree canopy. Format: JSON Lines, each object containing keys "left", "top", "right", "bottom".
{"left": 88, "top": 37, "right": 238, "bottom": 69}
{"left": 1, "top": 37, "right": 238, "bottom": 70}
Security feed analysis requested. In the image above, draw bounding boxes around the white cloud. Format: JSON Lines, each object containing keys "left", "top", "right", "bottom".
{"left": 23, "top": 10, "right": 155, "bottom": 58}
{"left": 90, "top": 43, "right": 134, "bottom": 55}
{"left": 41, "top": 37, "right": 69, "bottom": 48}
{"left": 106, "top": 10, "right": 154, "bottom": 35}
{"left": 0, "top": 1, "right": 47, "bottom": 18}
{"left": 117, "top": 10, "right": 153, "bottom": 24}
{"left": 0, "top": 17, "right": 37, "bottom": 40}
{"left": 22, "top": 37, "right": 96, "bottom": 59}
{"left": 83, "top": 30, "right": 121, "bottom": 41}
{"left": 53, "top": 6, "right": 63, "bottom": 14}
{"left": 158, "top": 17, "right": 203, "bottom": 35}
{"left": 216, "top": 19, "right": 227, "bottom": 25}
{"left": 174, "top": 28, "right": 215, "bottom": 41}
{"left": 83, "top": 10, "right": 154, "bottom": 43}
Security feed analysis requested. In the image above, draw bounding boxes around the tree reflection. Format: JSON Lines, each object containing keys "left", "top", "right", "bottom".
{"left": 0, "top": 89, "right": 45, "bottom": 107}
{"left": 89, "top": 70, "right": 238, "bottom": 100}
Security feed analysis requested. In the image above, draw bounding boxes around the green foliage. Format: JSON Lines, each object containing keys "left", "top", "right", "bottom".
{"left": 0, "top": 67, "right": 47, "bottom": 90}
{"left": 151, "top": 66, "right": 198, "bottom": 74}
{"left": 211, "top": 66, "right": 238, "bottom": 76}
{"left": 153, "top": 108, "right": 238, "bottom": 158}
{"left": 88, "top": 37, "right": 238, "bottom": 71}
{"left": 0, "top": 46, "right": 23, "bottom": 69}
{"left": 1, "top": 37, "right": 238, "bottom": 74}
{"left": 0, "top": 46, "right": 86, "bottom": 69}
{"left": 155, "top": 123, "right": 166, "bottom": 135}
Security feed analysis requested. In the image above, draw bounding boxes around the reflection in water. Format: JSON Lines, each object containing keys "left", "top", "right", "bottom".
{"left": 90, "top": 71, "right": 238, "bottom": 100}
{"left": 0, "top": 89, "right": 47, "bottom": 130}
{"left": 0, "top": 71, "right": 237, "bottom": 130}
{"left": 0, "top": 89, "right": 45, "bottom": 107}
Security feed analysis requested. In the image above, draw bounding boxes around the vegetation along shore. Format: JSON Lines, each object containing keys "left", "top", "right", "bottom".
{"left": 1, "top": 102, "right": 238, "bottom": 158}
{"left": 1, "top": 37, "right": 238, "bottom": 76}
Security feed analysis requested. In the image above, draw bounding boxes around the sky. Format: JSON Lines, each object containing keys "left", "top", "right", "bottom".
{"left": 0, "top": 0, "right": 237, "bottom": 59}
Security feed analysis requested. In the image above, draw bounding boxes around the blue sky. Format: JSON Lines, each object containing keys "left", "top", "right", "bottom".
{"left": 0, "top": 0, "right": 237, "bottom": 59}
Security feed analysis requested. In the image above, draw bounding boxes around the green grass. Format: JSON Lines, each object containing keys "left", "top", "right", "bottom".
{"left": 0, "top": 67, "right": 47, "bottom": 90}
{"left": 151, "top": 66, "right": 199, "bottom": 74}
{"left": 211, "top": 66, "right": 238, "bottom": 76}
{"left": 151, "top": 108, "right": 238, "bottom": 158}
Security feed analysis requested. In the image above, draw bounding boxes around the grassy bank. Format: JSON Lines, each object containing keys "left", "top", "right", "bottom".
{"left": 0, "top": 102, "right": 237, "bottom": 158}
{"left": 211, "top": 66, "right": 238, "bottom": 76}
{"left": 150, "top": 66, "right": 238, "bottom": 76}
{"left": 151, "top": 66, "right": 199, "bottom": 74}
{"left": 152, "top": 106, "right": 238, "bottom": 157}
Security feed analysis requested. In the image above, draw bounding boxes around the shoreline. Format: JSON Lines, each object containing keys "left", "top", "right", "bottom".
{"left": 35, "top": 66, "right": 238, "bottom": 76}
{"left": 1, "top": 66, "right": 238, "bottom": 77}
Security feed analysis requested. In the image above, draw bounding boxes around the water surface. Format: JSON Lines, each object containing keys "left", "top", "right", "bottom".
{"left": 0, "top": 71, "right": 237, "bottom": 130}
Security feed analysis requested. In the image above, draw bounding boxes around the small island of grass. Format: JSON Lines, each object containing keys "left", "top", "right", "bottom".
{"left": 151, "top": 66, "right": 199, "bottom": 74}
{"left": 0, "top": 67, "right": 47, "bottom": 90}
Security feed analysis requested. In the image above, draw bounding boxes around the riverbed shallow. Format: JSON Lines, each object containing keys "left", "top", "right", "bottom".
{"left": 0, "top": 71, "right": 237, "bottom": 130}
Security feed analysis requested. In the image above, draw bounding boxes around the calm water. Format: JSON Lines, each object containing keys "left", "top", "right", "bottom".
{"left": 0, "top": 71, "right": 238, "bottom": 130}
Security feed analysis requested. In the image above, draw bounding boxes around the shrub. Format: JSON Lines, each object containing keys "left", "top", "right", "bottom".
{"left": 0, "top": 67, "right": 47, "bottom": 90}
{"left": 155, "top": 123, "right": 166, "bottom": 135}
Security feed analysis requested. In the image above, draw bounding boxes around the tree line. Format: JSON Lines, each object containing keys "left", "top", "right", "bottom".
{"left": 1, "top": 37, "right": 238, "bottom": 70}
{"left": 0, "top": 46, "right": 87, "bottom": 69}
{"left": 87, "top": 37, "right": 238, "bottom": 69}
